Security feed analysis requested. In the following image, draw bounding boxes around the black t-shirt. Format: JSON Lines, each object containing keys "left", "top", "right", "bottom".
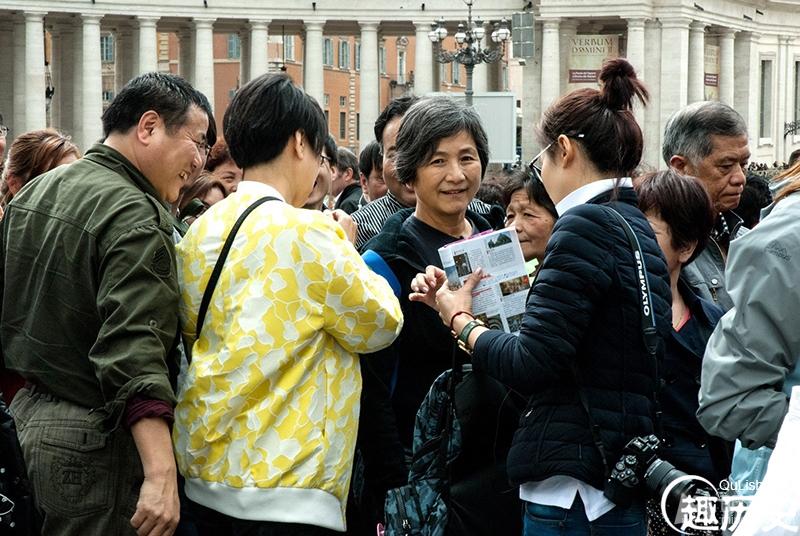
{"left": 401, "top": 215, "right": 479, "bottom": 268}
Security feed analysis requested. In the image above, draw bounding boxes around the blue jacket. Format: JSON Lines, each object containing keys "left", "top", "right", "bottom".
{"left": 472, "top": 188, "right": 672, "bottom": 488}
{"left": 660, "top": 277, "right": 731, "bottom": 484}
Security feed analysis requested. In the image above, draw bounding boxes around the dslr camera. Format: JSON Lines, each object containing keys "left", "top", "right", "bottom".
{"left": 603, "top": 435, "right": 715, "bottom": 515}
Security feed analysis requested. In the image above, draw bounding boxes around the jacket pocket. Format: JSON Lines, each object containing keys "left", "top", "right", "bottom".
{"left": 35, "top": 424, "right": 114, "bottom": 517}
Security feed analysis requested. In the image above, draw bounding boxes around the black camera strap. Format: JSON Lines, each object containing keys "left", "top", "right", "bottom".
{"left": 191, "top": 195, "right": 281, "bottom": 362}
{"left": 573, "top": 204, "right": 662, "bottom": 477}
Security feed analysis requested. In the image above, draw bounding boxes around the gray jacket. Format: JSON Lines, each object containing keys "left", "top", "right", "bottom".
{"left": 682, "top": 211, "right": 746, "bottom": 312}
{"left": 697, "top": 193, "right": 800, "bottom": 449}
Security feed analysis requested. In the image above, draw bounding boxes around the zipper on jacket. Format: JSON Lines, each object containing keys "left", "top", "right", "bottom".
{"left": 707, "top": 236, "right": 725, "bottom": 303}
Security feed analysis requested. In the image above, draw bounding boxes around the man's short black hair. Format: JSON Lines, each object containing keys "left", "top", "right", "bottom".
{"left": 102, "top": 72, "right": 216, "bottom": 143}
{"left": 336, "top": 147, "right": 359, "bottom": 177}
{"left": 373, "top": 96, "right": 420, "bottom": 146}
{"left": 224, "top": 73, "right": 327, "bottom": 169}
{"left": 358, "top": 140, "right": 382, "bottom": 178}
{"left": 323, "top": 135, "right": 338, "bottom": 167}
{"left": 736, "top": 173, "right": 773, "bottom": 228}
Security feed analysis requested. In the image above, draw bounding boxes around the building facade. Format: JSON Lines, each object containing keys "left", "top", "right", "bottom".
{"left": 516, "top": 0, "right": 800, "bottom": 168}
{"left": 2, "top": 0, "right": 799, "bottom": 167}
{"left": 0, "top": 0, "right": 511, "bottom": 153}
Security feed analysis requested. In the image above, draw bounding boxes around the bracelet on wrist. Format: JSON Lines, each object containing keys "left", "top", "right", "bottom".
{"left": 448, "top": 310, "right": 475, "bottom": 333}
{"left": 455, "top": 318, "right": 485, "bottom": 355}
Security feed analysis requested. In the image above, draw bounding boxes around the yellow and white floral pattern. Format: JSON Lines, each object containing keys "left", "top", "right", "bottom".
{"left": 173, "top": 182, "right": 403, "bottom": 530}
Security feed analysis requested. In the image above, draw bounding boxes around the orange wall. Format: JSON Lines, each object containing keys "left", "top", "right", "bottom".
{"left": 165, "top": 31, "right": 469, "bottom": 150}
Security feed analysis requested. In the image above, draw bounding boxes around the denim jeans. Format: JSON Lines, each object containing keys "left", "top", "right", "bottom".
{"left": 523, "top": 495, "right": 646, "bottom": 536}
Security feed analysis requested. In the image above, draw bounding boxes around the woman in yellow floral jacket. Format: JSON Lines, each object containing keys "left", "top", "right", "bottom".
{"left": 173, "top": 73, "right": 403, "bottom": 535}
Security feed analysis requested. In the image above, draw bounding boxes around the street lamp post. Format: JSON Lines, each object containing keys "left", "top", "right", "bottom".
{"left": 428, "top": 0, "right": 511, "bottom": 106}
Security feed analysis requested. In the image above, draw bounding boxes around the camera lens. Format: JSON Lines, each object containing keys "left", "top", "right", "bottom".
{"left": 644, "top": 460, "right": 689, "bottom": 514}
{"left": 645, "top": 460, "right": 680, "bottom": 492}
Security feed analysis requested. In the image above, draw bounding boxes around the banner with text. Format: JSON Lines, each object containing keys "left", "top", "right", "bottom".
{"left": 704, "top": 44, "right": 720, "bottom": 101}
{"left": 568, "top": 34, "right": 620, "bottom": 90}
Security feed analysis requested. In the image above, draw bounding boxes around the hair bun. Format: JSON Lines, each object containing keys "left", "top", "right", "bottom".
{"left": 599, "top": 58, "right": 635, "bottom": 82}
{"left": 598, "top": 58, "right": 649, "bottom": 111}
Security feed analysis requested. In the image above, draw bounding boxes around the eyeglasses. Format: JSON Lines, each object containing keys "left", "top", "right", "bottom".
{"left": 0, "top": 125, "right": 8, "bottom": 137}
{"left": 527, "top": 142, "right": 553, "bottom": 183}
{"left": 526, "top": 134, "right": 585, "bottom": 183}
{"left": 320, "top": 154, "right": 332, "bottom": 167}
{"left": 187, "top": 134, "right": 211, "bottom": 158}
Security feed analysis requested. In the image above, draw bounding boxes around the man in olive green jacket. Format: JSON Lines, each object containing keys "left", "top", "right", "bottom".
{"left": 0, "top": 72, "right": 215, "bottom": 536}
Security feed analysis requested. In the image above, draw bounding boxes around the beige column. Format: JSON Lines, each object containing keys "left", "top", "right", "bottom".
{"left": 59, "top": 24, "right": 76, "bottom": 136}
{"left": 661, "top": 18, "right": 689, "bottom": 125}
{"left": 688, "top": 21, "right": 706, "bottom": 103}
{"left": 777, "top": 36, "right": 792, "bottom": 161}
{"left": 116, "top": 27, "right": 133, "bottom": 90}
{"left": 358, "top": 22, "right": 379, "bottom": 149}
{"left": 82, "top": 14, "right": 103, "bottom": 148}
{"left": 304, "top": 21, "right": 325, "bottom": 106}
{"left": 12, "top": 19, "right": 25, "bottom": 135}
{"left": 239, "top": 28, "right": 251, "bottom": 84}
{"left": 249, "top": 19, "right": 270, "bottom": 80}
{"left": 25, "top": 11, "right": 47, "bottom": 132}
{"left": 626, "top": 18, "right": 646, "bottom": 79}
{"left": 413, "top": 21, "right": 434, "bottom": 95}
{"left": 194, "top": 18, "right": 216, "bottom": 112}
{"left": 718, "top": 28, "right": 736, "bottom": 106}
{"left": 734, "top": 32, "right": 760, "bottom": 155}
{"left": 72, "top": 22, "right": 84, "bottom": 148}
{"left": 137, "top": 16, "right": 158, "bottom": 74}
{"left": 471, "top": 27, "right": 489, "bottom": 95}
{"left": 559, "top": 19, "right": 579, "bottom": 95}
{"left": 0, "top": 21, "right": 14, "bottom": 131}
{"left": 643, "top": 20, "right": 663, "bottom": 168}
{"left": 520, "top": 21, "right": 543, "bottom": 161}
{"left": 660, "top": 18, "right": 690, "bottom": 134}
{"left": 179, "top": 28, "right": 194, "bottom": 84}
{"left": 540, "top": 18, "right": 561, "bottom": 110}
{"left": 626, "top": 18, "right": 647, "bottom": 131}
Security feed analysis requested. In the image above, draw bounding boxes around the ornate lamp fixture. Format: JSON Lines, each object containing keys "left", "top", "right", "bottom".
{"left": 428, "top": 0, "right": 510, "bottom": 105}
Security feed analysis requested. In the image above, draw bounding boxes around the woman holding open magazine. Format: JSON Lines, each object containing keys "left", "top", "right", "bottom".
{"left": 353, "top": 96, "right": 522, "bottom": 535}
{"left": 410, "top": 58, "right": 672, "bottom": 535}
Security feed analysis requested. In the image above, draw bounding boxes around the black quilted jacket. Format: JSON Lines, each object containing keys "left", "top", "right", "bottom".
{"left": 472, "top": 187, "right": 672, "bottom": 489}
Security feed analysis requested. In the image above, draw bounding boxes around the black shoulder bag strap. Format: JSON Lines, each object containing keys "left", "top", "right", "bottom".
{"left": 603, "top": 206, "right": 659, "bottom": 356}
{"left": 573, "top": 205, "right": 661, "bottom": 476}
{"left": 192, "top": 196, "right": 280, "bottom": 357}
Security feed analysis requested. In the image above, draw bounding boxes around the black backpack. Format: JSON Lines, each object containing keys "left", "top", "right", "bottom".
{"left": 383, "top": 354, "right": 524, "bottom": 535}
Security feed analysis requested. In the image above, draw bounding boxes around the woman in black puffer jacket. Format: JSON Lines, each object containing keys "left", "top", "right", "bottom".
{"left": 410, "top": 58, "right": 672, "bottom": 535}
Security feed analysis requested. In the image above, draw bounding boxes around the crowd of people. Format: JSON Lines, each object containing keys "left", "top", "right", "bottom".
{"left": 0, "top": 56, "right": 798, "bottom": 536}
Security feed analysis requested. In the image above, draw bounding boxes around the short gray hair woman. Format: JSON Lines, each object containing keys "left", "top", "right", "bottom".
{"left": 394, "top": 96, "right": 489, "bottom": 187}
{"left": 355, "top": 96, "right": 522, "bottom": 533}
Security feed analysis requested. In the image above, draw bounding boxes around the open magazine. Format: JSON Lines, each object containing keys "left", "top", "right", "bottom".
{"left": 438, "top": 228, "right": 530, "bottom": 334}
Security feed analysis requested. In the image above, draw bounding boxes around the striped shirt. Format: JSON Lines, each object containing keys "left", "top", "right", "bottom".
{"left": 352, "top": 191, "right": 500, "bottom": 250}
